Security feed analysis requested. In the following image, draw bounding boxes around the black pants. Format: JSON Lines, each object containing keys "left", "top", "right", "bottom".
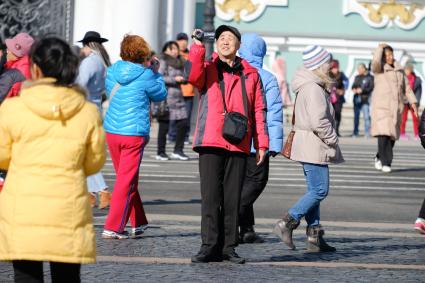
{"left": 13, "top": 260, "right": 80, "bottom": 283}
{"left": 376, "top": 135, "right": 395, "bottom": 166}
{"left": 198, "top": 147, "right": 247, "bottom": 255}
{"left": 157, "top": 119, "right": 188, "bottom": 154}
{"left": 239, "top": 154, "right": 270, "bottom": 228}
{"left": 333, "top": 102, "right": 343, "bottom": 136}
{"left": 419, "top": 199, "right": 425, "bottom": 219}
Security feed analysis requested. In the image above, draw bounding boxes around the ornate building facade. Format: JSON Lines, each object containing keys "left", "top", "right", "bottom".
{"left": 197, "top": 0, "right": 425, "bottom": 105}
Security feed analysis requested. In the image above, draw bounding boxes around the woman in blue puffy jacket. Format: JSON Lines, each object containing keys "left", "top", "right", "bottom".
{"left": 102, "top": 35, "right": 167, "bottom": 239}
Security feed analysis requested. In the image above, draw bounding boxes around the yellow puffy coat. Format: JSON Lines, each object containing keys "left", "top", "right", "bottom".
{"left": 0, "top": 79, "right": 106, "bottom": 264}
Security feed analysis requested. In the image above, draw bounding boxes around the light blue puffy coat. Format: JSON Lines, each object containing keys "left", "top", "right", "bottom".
{"left": 104, "top": 60, "right": 167, "bottom": 136}
{"left": 239, "top": 33, "right": 284, "bottom": 154}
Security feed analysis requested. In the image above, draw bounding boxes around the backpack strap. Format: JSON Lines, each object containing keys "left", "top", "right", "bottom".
{"left": 109, "top": 83, "right": 121, "bottom": 102}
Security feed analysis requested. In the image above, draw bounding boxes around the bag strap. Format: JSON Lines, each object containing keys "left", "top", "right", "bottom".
{"left": 109, "top": 83, "right": 121, "bottom": 102}
{"left": 218, "top": 67, "right": 248, "bottom": 116}
{"left": 291, "top": 94, "right": 297, "bottom": 126}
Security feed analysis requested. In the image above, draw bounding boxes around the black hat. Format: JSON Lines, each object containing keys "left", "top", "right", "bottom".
{"left": 176, "top": 32, "right": 189, "bottom": 41}
{"left": 215, "top": 25, "right": 241, "bottom": 42}
{"left": 78, "top": 31, "right": 108, "bottom": 44}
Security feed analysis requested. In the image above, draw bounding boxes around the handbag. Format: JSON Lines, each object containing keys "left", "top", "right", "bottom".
{"left": 219, "top": 71, "right": 249, "bottom": 145}
{"left": 281, "top": 95, "right": 297, "bottom": 159}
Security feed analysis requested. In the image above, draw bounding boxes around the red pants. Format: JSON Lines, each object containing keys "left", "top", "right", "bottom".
{"left": 104, "top": 133, "right": 148, "bottom": 233}
{"left": 400, "top": 104, "right": 419, "bottom": 136}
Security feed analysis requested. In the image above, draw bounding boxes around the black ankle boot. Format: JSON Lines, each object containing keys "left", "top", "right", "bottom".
{"left": 306, "top": 225, "right": 336, "bottom": 252}
{"left": 239, "top": 226, "right": 264, "bottom": 244}
{"left": 273, "top": 213, "right": 300, "bottom": 250}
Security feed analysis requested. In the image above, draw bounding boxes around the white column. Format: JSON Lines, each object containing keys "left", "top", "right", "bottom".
{"left": 74, "top": 0, "right": 160, "bottom": 63}
{"left": 183, "top": 0, "right": 196, "bottom": 38}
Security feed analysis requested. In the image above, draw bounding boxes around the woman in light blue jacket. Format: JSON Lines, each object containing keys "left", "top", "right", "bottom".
{"left": 76, "top": 31, "right": 111, "bottom": 209}
{"left": 102, "top": 35, "right": 167, "bottom": 239}
{"left": 238, "top": 33, "right": 283, "bottom": 243}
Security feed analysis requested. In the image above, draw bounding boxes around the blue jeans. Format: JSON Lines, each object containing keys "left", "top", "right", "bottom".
{"left": 288, "top": 163, "right": 329, "bottom": 227}
{"left": 353, "top": 103, "right": 370, "bottom": 136}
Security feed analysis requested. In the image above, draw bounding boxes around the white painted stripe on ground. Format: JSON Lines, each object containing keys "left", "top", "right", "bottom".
{"left": 96, "top": 256, "right": 425, "bottom": 270}
{"left": 93, "top": 213, "right": 413, "bottom": 229}
{"left": 101, "top": 178, "right": 425, "bottom": 191}
{"left": 99, "top": 169, "right": 425, "bottom": 181}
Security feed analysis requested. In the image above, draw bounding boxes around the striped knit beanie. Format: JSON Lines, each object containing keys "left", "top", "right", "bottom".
{"left": 303, "top": 45, "right": 331, "bottom": 71}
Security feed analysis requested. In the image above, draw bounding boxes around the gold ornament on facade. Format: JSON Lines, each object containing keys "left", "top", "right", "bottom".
{"left": 217, "top": 0, "right": 259, "bottom": 22}
{"left": 362, "top": 0, "right": 424, "bottom": 25}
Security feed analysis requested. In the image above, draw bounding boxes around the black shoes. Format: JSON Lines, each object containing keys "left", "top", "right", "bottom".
{"left": 239, "top": 226, "right": 264, "bottom": 244}
{"left": 191, "top": 249, "right": 245, "bottom": 264}
{"left": 306, "top": 225, "right": 336, "bottom": 252}
{"left": 191, "top": 250, "right": 222, "bottom": 263}
{"left": 222, "top": 250, "right": 246, "bottom": 264}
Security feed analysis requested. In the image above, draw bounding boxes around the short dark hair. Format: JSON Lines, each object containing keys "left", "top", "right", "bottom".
{"left": 161, "top": 41, "right": 179, "bottom": 54}
{"left": 30, "top": 37, "right": 79, "bottom": 86}
{"left": 176, "top": 32, "right": 188, "bottom": 41}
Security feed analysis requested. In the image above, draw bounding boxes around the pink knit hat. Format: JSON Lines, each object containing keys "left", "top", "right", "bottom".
{"left": 5, "top": 33, "right": 34, "bottom": 58}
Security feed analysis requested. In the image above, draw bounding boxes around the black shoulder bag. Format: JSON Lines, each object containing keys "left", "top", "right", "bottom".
{"left": 219, "top": 71, "right": 249, "bottom": 145}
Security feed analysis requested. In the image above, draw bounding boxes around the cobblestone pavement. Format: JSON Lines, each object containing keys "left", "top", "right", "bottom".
{"left": 1, "top": 138, "right": 425, "bottom": 282}
{"left": 1, "top": 217, "right": 424, "bottom": 282}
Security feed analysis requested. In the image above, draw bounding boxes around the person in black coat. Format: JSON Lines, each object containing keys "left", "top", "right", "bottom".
{"left": 351, "top": 63, "right": 374, "bottom": 137}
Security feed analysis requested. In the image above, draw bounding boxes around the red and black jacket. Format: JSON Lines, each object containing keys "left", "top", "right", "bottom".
{"left": 186, "top": 44, "right": 269, "bottom": 154}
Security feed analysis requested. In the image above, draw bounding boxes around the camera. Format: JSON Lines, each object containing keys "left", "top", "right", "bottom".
{"left": 192, "top": 29, "right": 215, "bottom": 42}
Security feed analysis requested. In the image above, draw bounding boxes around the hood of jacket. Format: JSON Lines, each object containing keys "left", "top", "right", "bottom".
{"left": 291, "top": 67, "right": 324, "bottom": 94}
{"left": 20, "top": 78, "right": 86, "bottom": 120}
{"left": 108, "top": 60, "right": 147, "bottom": 85}
{"left": 238, "top": 33, "right": 266, "bottom": 69}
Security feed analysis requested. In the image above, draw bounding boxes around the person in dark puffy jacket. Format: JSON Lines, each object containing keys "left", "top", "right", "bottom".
{"left": 102, "top": 35, "right": 167, "bottom": 239}
{"left": 351, "top": 63, "right": 374, "bottom": 137}
{"left": 187, "top": 25, "right": 269, "bottom": 264}
{"left": 237, "top": 33, "right": 283, "bottom": 243}
{"left": 157, "top": 41, "right": 189, "bottom": 161}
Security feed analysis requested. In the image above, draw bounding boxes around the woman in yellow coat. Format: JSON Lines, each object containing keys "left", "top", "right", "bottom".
{"left": 0, "top": 37, "right": 106, "bottom": 282}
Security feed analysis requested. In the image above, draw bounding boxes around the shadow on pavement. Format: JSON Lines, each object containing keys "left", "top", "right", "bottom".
{"left": 144, "top": 199, "right": 201, "bottom": 206}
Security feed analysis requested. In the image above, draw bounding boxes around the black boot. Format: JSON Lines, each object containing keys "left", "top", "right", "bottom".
{"left": 223, "top": 249, "right": 245, "bottom": 264}
{"left": 306, "top": 225, "right": 336, "bottom": 252}
{"left": 191, "top": 248, "right": 223, "bottom": 263}
{"left": 239, "top": 226, "right": 264, "bottom": 244}
{"left": 273, "top": 213, "right": 300, "bottom": 250}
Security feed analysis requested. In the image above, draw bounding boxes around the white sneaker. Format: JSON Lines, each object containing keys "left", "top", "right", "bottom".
{"left": 171, "top": 152, "right": 190, "bottom": 161}
{"left": 155, "top": 153, "right": 169, "bottom": 161}
{"left": 382, "top": 166, "right": 392, "bottom": 173}
{"left": 374, "top": 157, "right": 382, "bottom": 170}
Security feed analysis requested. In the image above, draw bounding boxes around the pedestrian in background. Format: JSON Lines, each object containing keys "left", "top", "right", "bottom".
{"left": 351, "top": 63, "right": 374, "bottom": 138}
{"left": 76, "top": 31, "right": 112, "bottom": 209}
{"left": 274, "top": 45, "right": 343, "bottom": 252}
{"left": 371, "top": 44, "right": 418, "bottom": 173}
{"left": 415, "top": 109, "right": 425, "bottom": 234}
{"left": 187, "top": 25, "right": 269, "bottom": 264}
{"left": 176, "top": 32, "right": 195, "bottom": 144}
{"left": 102, "top": 34, "right": 167, "bottom": 239}
{"left": 238, "top": 33, "right": 283, "bottom": 244}
{"left": 0, "top": 37, "right": 105, "bottom": 282}
{"left": 156, "top": 41, "right": 189, "bottom": 161}
{"left": 0, "top": 32, "right": 34, "bottom": 103}
{"left": 400, "top": 63, "right": 422, "bottom": 140}
{"left": 329, "top": 59, "right": 348, "bottom": 137}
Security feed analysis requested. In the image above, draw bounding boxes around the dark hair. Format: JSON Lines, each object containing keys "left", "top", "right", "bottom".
{"left": 30, "top": 37, "right": 79, "bottom": 86}
{"left": 381, "top": 45, "right": 394, "bottom": 66}
{"left": 161, "top": 41, "right": 179, "bottom": 54}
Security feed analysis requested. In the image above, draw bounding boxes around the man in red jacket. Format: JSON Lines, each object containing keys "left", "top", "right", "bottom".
{"left": 187, "top": 25, "right": 269, "bottom": 264}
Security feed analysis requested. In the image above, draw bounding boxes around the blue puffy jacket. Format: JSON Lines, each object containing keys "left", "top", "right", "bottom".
{"left": 239, "top": 33, "right": 284, "bottom": 154}
{"left": 104, "top": 60, "right": 167, "bottom": 136}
